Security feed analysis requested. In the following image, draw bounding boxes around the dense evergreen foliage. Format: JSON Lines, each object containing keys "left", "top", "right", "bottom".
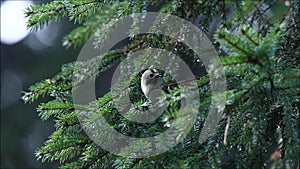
{"left": 23, "top": 1, "right": 299, "bottom": 168}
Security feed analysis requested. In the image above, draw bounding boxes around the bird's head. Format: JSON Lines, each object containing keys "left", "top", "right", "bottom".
{"left": 141, "top": 68, "right": 164, "bottom": 100}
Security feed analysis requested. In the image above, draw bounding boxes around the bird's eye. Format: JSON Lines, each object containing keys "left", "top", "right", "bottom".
{"left": 149, "top": 74, "right": 154, "bottom": 77}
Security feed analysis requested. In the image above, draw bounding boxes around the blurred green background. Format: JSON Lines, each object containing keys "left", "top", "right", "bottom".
{"left": 1, "top": 1, "right": 79, "bottom": 168}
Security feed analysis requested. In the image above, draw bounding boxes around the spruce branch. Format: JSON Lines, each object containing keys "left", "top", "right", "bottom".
{"left": 25, "top": 0, "right": 68, "bottom": 30}
{"left": 22, "top": 1, "right": 299, "bottom": 168}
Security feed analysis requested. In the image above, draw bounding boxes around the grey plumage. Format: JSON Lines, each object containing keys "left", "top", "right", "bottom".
{"left": 141, "top": 69, "right": 164, "bottom": 102}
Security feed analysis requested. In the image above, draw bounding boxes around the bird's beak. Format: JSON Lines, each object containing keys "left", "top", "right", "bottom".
{"left": 155, "top": 72, "right": 164, "bottom": 78}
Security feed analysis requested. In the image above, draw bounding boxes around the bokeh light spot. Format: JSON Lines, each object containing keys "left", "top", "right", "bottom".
{"left": 1, "top": 1, "right": 34, "bottom": 45}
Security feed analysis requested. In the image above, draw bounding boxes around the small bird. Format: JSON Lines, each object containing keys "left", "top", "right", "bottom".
{"left": 141, "top": 67, "right": 186, "bottom": 114}
{"left": 141, "top": 68, "right": 164, "bottom": 103}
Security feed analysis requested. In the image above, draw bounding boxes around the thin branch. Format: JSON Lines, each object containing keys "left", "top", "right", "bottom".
{"left": 217, "top": 32, "right": 252, "bottom": 57}
{"left": 223, "top": 116, "right": 231, "bottom": 145}
{"left": 241, "top": 28, "right": 259, "bottom": 46}
{"left": 38, "top": 142, "right": 87, "bottom": 156}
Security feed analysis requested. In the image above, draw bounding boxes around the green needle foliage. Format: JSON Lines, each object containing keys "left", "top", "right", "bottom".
{"left": 23, "top": 1, "right": 299, "bottom": 168}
